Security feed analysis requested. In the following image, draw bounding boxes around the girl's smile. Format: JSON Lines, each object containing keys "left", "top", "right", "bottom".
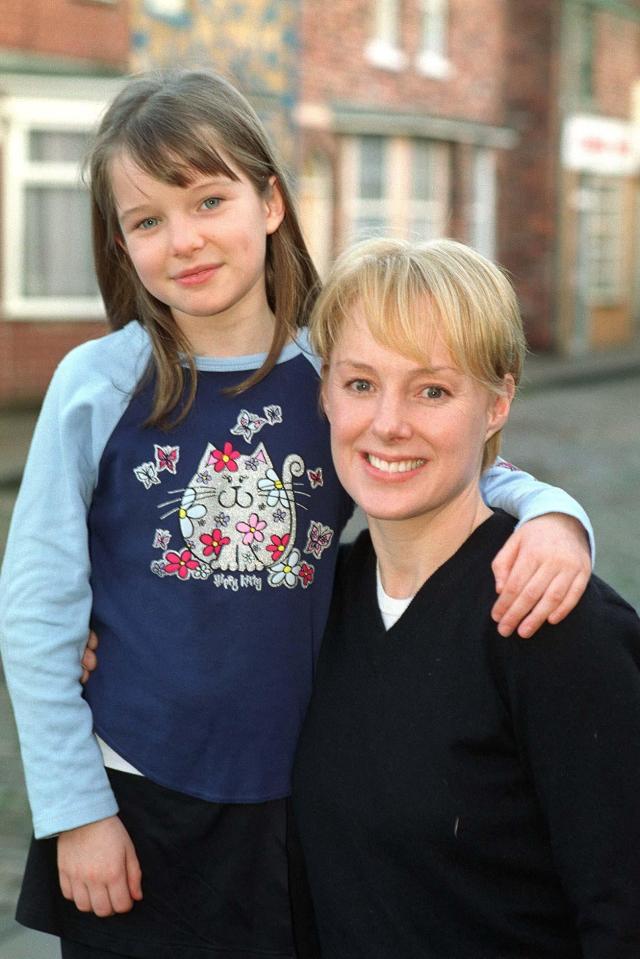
{"left": 172, "top": 263, "right": 222, "bottom": 286}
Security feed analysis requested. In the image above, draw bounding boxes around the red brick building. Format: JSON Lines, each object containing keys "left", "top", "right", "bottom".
{"left": 298, "top": 0, "right": 514, "bottom": 275}
{"left": 297, "top": 0, "right": 640, "bottom": 353}
{"left": 2, "top": 0, "right": 639, "bottom": 405}
{"left": 0, "top": 0, "right": 127, "bottom": 404}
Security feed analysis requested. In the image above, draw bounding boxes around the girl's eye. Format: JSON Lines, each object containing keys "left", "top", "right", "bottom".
{"left": 138, "top": 217, "right": 159, "bottom": 230}
{"left": 202, "top": 197, "right": 221, "bottom": 210}
{"left": 423, "top": 386, "right": 445, "bottom": 399}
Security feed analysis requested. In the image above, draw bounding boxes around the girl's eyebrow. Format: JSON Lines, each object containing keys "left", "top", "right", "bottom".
{"left": 117, "top": 176, "right": 237, "bottom": 219}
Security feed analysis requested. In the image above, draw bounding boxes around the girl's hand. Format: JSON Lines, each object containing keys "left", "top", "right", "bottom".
{"left": 57, "top": 815, "right": 143, "bottom": 916}
{"left": 80, "top": 631, "right": 99, "bottom": 684}
{"left": 491, "top": 513, "right": 591, "bottom": 638}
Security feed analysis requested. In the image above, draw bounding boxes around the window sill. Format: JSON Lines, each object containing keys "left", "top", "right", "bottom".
{"left": 415, "top": 51, "right": 452, "bottom": 80}
{"left": 365, "top": 39, "right": 408, "bottom": 72}
{"left": 3, "top": 298, "right": 106, "bottom": 321}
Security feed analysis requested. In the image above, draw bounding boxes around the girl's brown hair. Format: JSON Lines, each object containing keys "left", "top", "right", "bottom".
{"left": 87, "top": 69, "right": 320, "bottom": 428}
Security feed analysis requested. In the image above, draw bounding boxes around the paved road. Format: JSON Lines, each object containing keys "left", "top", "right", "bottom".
{"left": 502, "top": 374, "right": 639, "bottom": 611}
{"left": 0, "top": 373, "right": 638, "bottom": 956}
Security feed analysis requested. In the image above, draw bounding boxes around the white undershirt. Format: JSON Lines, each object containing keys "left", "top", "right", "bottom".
{"left": 376, "top": 564, "right": 414, "bottom": 630}
{"left": 96, "top": 735, "right": 144, "bottom": 776}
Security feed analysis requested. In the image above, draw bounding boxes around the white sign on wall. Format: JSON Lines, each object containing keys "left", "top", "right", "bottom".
{"left": 563, "top": 114, "right": 640, "bottom": 177}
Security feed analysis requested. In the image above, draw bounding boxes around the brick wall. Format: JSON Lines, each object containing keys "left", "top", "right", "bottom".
{"left": 0, "top": 321, "right": 108, "bottom": 407}
{"left": 301, "top": 0, "right": 509, "bottom": 126}
{"left": 0, "top": 0, "right": 129, "bottom": 68}
{"left": 497, "top": 0, "right": 559, "bottom": 350}
{"left": 594, "top": 11, "right": 640, "bottom": 118}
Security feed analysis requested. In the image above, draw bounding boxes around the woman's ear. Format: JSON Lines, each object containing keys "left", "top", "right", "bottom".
{"left": 485, "top": 374, "right": 515, "bottom": 440}
{"left": 265, "top": 176, "right": 286, "bottom": 234}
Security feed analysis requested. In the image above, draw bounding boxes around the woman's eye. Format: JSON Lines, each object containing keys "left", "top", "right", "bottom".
{"left": 138, "top": 217, "right": 158, "bottom": 230}
{"left": 423, "top": 386, "right": 445, "bottom": 399}
{"left": 348, "top": 379, "right": 372, "bottom": 394}
{"left": 202, "top": 197, "right": 221, "bottom": 210}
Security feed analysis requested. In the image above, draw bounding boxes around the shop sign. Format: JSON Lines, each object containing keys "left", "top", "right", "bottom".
{"left": 563, "top": 115, "right": 640, "bottom": 176}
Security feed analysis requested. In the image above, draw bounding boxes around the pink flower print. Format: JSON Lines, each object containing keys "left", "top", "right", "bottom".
{"left": 163, "top": 549, "right": 199, "bottom": 580}
{"left": 298, "top": 563, "right": 315, "bottom": 588}
{"left": 209, "top": 441, "right": 240, "bottom": 473}
{"left": 235, "top": 512, "right": 267, "bottom": 545}
{"left": 200, "top": 528, "right": 231, "bottom": 558}
{"left": 266, "top": 533, "right": 290, "bottom": 560}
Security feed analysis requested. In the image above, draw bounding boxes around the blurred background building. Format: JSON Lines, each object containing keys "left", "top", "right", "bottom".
{"left": 1, "top": 0, "right": 640, "bottom": 405}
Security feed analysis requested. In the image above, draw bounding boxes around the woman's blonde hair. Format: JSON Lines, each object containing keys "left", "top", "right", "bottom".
{"left": 87, "top": 69, "right": 319, "bottom": 428}
{"left": 309, "top": 237, "right": 526, "bottom": 469}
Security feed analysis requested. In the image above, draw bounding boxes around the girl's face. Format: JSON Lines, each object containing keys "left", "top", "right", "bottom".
{"left": 111, "top": 151, "right": 284, "bottom": 349}
{"left": 321, "top": 303, "right": 513, "bottom": 531}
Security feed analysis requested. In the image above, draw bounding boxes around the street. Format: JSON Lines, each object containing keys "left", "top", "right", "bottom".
{"left": 0, "top": 371, "right": 638, "bottom": 955}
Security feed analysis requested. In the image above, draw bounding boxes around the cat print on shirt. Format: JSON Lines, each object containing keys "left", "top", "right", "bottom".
{"left": 149, "top": 441, "right": 320, "bottom": 585}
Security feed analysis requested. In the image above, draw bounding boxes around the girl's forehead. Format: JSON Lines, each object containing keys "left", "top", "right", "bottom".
{"left": 109, "top": 140, "right": 242, "bottom": 192}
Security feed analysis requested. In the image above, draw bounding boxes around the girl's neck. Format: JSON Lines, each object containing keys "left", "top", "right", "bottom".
{"left": 368, "top": 486, "right": 492, "bottom": 600}
{"left": 175, "top": 303, "right": 277, "bottom": 358}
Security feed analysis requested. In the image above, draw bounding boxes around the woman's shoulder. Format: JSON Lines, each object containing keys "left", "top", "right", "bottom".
{"left": 496, "top": 571, "right": 640, "bottom": 685}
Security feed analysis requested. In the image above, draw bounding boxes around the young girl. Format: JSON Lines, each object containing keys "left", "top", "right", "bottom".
{"left": 0, "top": 70, "right": 592, "bottom": 959}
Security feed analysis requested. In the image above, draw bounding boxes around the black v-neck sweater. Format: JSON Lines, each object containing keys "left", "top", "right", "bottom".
{"left": 293, "top": 511, "right": 640, "bottom": 958}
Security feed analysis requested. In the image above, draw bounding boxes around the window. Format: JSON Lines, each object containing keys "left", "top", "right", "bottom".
{"left": 366, "top": 0, "right": 407, "bottom": 71}
{"left": 408, "top": 140, "right": 449, "bottom": 240}
{"left": 352, "top": 136, "right": 390, "bottom": 239}
{"left": 417, "top": 0, "right": 451, "bottom": 79}
{"left": 2, "top": 95, "right": 106, "bottom": 319}
{"left": 343, "top": 136, "right": 450, "bottom": 245}
{"left": 584, "top": 175, "right": 624, "bottom": 304}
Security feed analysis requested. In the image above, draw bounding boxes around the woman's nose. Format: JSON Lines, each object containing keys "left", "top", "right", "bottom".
{"left": 371, "top": 395, "right": 412, "bottom": 441}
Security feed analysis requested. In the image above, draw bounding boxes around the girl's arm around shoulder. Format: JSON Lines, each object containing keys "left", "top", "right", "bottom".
{"left": 0, "top": 322, "right": 150, "bottom": 838}
{"left": 497, "top": 584, "right": 640, "bottom": 956}
{"left": 480, "top": 457, "right": 593, "bottom": 638}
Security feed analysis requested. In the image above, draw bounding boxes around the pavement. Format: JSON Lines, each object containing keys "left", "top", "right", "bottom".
{"left": 1, "top": 341, "right": 639, "bottom": 958}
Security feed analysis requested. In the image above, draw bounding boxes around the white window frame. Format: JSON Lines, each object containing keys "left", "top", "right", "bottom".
{"left": 470, "top": 147, "right": 496, "bottom": 259}
{"left": 366, "top": 0, "right": 407, "bottom": 71}
{"left": 341, "top": 135, "right": 450, "bottom": 247}
{"left": 2, "top": 95, "right": 106, "bottom": 320}
{"left": 416, "top": 0, "right": 451, "bottom": 79}
{"left": 407, "top": 139, "right": 450, "bottom": 241}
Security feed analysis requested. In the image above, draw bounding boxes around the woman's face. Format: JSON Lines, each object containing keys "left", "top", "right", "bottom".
{"left": 322, "top": 303, "right": 512, "bottom": 529}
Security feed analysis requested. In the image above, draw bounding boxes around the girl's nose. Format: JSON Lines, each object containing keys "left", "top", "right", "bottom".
{"left": 169, "top": 217, "right": 206, "bottom": 257}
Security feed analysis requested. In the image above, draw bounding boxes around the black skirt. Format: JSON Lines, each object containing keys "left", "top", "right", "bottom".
{"left": 17, "top": 769, "right": 318, "bottom": 959}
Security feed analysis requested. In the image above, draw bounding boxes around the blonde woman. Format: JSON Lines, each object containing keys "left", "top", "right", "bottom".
{"left": 293, "top": 238, "right": 640, "bottom": 958}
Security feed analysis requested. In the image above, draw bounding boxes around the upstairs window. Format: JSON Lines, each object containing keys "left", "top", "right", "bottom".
{"left": 366, "top": 0, "right": 407, "bottom": 70}
{"left": 417, "top": 0, "right": 451, "bottom": 79}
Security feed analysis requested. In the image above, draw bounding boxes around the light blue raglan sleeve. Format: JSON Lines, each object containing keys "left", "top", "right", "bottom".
{"left": 0, "top": 322, "right": 150, "bottom": 838}
{"left": 480, "top": 456, "right": 595, "bottom": 562}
